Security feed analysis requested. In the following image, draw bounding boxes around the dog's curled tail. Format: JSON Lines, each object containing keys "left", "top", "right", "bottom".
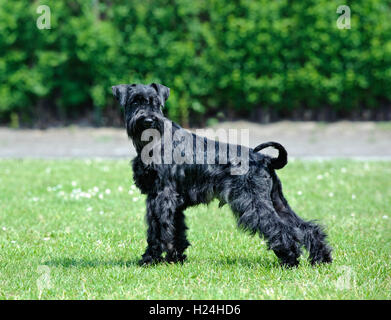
{"left": 253, "top": 141, "right": 288, "bottom": 170}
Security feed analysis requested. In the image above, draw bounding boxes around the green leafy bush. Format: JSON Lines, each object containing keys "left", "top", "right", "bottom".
{"left": 0, "top": 0, "right": 390, "bottom": 125}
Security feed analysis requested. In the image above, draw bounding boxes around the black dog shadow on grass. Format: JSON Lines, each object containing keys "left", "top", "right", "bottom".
{"left": 44, "top": 257, "right": 140, "bottom": 268}
{"left": 203, "top": 256, "right": 281, "bottom": 269}
{"left": 45, "top": 256, "right": 280, "bottom": 269}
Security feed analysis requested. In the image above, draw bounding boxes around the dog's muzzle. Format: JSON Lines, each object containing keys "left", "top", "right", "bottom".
{"left": 127, "top": 112, "right": 159, "bottom": 135}
{"left": 143, "top": 117, "right": 155, "bottom": 127}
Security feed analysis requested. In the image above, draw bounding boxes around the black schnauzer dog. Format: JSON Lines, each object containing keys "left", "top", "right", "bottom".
{"left": 112, "top": 83, "right": 332, "bottom": 267}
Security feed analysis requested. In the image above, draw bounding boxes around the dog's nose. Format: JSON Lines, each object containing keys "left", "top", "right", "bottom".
{"left": 143, "top": 118, "right": 154, "bottom": 126}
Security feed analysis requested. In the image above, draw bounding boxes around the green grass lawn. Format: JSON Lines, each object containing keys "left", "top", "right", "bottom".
{"left": 0, "top": 159, "right": 390, "bottom": 299}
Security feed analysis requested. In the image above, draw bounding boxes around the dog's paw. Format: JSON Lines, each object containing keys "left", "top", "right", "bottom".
{"left": 310, "top": 248, "right": 333, "bottom": 266}
{"left": 273, "top": 240, "right": 301, "bottom": 268}
{"left": 280, "top": 256, "right": 300, "bottom": 268}
{"left": 138, "top": 256, "right": 163, "bottom": 266}
{"left": 165, "top": 253, "right": 187, "bottom": 264}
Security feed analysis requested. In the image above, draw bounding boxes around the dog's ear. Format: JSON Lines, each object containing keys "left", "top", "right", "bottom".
{"left": 112, "top": 84, "right": 131, "bottom": 107}
{"left": 150, "top": 83, "right": 170, "bottom": 107}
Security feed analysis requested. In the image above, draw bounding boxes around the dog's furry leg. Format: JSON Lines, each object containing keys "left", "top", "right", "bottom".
{"left": 166, "top": 208, "right": 190, "bottom": 263}
{"left": 143, "top": 187, "right": 183, "bottom": 265}
{"left": 270, "top": 171, "right": 332, "bottom": 265}
{"left": 139, "top": 194, "right": 164, "bottom": 266}
{"left": 227, "top": 180, "right": 302, "bottom": 267}
{"left": 245, "top": 201, "right": 301, "bottom": 267}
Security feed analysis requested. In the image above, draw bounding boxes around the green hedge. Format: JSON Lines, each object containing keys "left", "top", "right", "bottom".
{"left": 1, "top": 0, "right": 391, "bottom": 125}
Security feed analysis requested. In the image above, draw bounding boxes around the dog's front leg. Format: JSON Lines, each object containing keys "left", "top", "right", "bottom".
{"left": 138, "top": 194, "right": 164, "bottom": 266}
{"left": 139, "top": 189, "right": 179, "bottom": 265}
{"left": 166, "top": 208, "right": 190, "bottom": 264}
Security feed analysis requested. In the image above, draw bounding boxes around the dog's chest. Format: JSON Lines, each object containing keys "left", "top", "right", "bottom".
{"left": 132, "top": 157, "right": 158, "bottom": 194}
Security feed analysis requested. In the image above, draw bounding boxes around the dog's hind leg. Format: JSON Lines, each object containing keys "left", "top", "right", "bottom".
{"left": 270, "top": 172, "right": 332, "bottom": 265}
{"left": 226, "top": 182, "right": 302, "bottom": 267}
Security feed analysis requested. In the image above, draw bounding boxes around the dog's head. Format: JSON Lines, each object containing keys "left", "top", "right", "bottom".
{"left": 112, "top": 83, "right": 170, "bottom": 137}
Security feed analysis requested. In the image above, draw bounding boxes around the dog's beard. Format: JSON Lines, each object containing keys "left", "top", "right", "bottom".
{"left": 127, "top": 114, "right": 165, "bottom": 153}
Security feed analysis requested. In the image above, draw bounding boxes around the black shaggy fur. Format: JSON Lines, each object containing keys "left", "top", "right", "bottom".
{"left": 112, "top": 83, "right": 332, "bottom": 267}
